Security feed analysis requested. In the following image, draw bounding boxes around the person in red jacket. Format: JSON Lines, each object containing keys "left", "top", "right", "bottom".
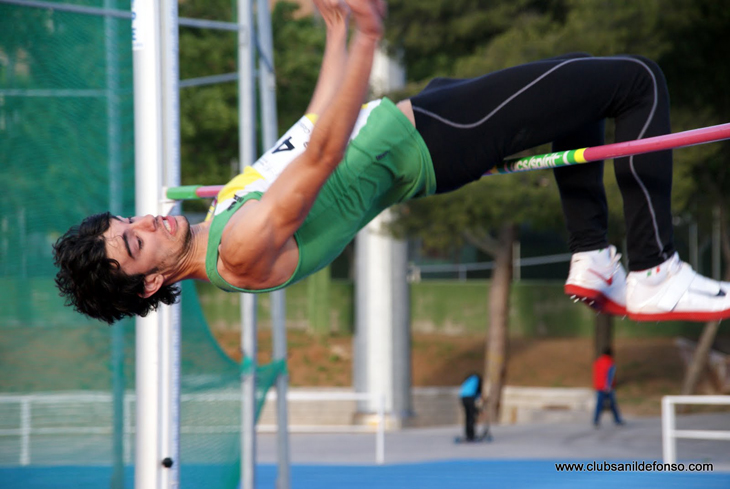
{"left": 593, "top": 347, "right": 624, "bottom": 427}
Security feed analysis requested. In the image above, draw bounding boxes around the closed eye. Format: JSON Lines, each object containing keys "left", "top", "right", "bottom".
{"left": 127, "top": 218, "right": 143, "bottom": 254}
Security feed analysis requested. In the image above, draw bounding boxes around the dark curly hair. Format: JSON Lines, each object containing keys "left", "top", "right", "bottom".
{"left": 53, "top": 212, "right": 181, "bottom": 324}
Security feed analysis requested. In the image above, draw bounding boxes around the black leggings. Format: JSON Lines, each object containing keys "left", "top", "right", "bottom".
{"left": 411, "top": 53, "right": 675, "bottom": 271}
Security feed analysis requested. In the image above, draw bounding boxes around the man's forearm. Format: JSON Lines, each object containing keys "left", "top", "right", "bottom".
{"left": 252, "top": 0, "right": 383, "bottom": 251}
{"left": 306, "top": 21, "right": 349, "bottom": 116}
{"left": 307, "top": 31, "right": 378, "bottom": 168}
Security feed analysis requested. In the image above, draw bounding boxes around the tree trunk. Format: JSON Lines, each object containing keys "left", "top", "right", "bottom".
{"left": 484, "top": 223, "right": 516, "bottom": 425}
{"left": 681, "top": 203, "right": 729, "bottom": 396}
{"left": 594, "top": 314, "right": 614, "bottom": 359}
{"left": 680, "top": 321, "right": 720, "bottom": 396}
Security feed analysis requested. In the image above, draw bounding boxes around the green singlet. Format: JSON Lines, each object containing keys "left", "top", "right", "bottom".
{"left": 205, "top": 98, "right": 436, "bottom": 293}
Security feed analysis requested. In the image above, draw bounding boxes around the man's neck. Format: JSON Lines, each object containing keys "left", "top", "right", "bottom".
{"left": 166, "top": 220, "right": 210, "bottom": 284}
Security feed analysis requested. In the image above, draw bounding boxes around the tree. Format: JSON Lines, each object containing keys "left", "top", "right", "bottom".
{"left": 392, "top": 171, "right": 564, "bottom": 422}
{"left": 383, "top": 0, "right": 569, "bottom": 80}
{"left": 387, "top": 0, "right": 730, "bottom": 419}
{"left": 656, "top": 0, "right": 730, "bottom": 395}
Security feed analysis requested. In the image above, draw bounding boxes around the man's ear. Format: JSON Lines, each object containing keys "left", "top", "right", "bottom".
{"left": 141, "top": 273, "right": 164, "bottom": 298}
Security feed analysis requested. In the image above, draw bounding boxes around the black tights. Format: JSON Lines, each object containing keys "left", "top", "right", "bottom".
{"left": 411, "top": 53, "right": 675, "bottom": 271}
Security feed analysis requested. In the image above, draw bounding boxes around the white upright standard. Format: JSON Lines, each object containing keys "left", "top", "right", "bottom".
{"left": 132, "top": 0, "right": 181, "bottom": 487}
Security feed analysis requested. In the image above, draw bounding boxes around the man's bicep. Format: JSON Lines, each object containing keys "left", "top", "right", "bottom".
{"left": 220, "top": 206, "right": 281, "bottom": 273}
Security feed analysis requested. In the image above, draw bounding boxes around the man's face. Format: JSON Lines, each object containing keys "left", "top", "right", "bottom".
{"left": 104, "top": 214, "right": 191, "bottom": 278}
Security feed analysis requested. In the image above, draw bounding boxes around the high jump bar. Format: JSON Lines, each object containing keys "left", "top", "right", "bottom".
{"left": 167, "top": 121, "right": 730, "bottom": 200}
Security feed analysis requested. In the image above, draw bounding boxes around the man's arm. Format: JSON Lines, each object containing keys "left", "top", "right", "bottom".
{"left": 219, "top": 0, "right": 385, "bottom": 281}
{"left": 306, "top": 0, "right": 350, "bottom": 116}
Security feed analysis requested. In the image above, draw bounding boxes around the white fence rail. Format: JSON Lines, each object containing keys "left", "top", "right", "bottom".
{"left": 661, "top": 395, "right": 730, "bottom": 464}
{"left": 259, "top": 391, "right": 386, "bottom": 464}
{"left": 0, "top": 390, "right": 386, "bottom": 466}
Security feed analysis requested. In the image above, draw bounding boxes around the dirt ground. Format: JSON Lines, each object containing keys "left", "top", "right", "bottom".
{"left": 211, "top": 329, "right": 714, "bottom": 417}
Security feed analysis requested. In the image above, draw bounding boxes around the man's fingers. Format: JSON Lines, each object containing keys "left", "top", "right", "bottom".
{"left": 345, "top": 0, "right": 385, "bottom": 37}
{"left": 314, "top": 0, "right": 350, "bottom": 20}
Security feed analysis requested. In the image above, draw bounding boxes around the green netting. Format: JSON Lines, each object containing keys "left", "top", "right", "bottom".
{"left": 0, "top": 3, "right": 279, "bottom": 488}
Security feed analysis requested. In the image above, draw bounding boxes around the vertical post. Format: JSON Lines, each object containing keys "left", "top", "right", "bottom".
{"left": 132, "top": 0, "right": 164, "bottom": 487}
{"left": 105, "top": 0, "right": 122, "bottom": 214}
{"left": 271, "top": 292, "right": 291, "bottom": 489}
{"left": 241, "top": 295, "right": 257, "bottom": 489}
{"left": 19, "top": 398, "right": 30, "bottom": 466}
{"left": 355, "top": 212, "right": 394, "bottom": 415}
{"left": 124, "top": 394, "right": 133, "bottom": 465}
{"left": 661, "top": 397, "right": 676, "bottom": 464}
{"left": 105, "top": 2, "right": 125, "bottom": 487}
{"left": 256, "top": 0, "right": 277, "bottom": 147}
{"left": 252, "top": 7, "right": 289, "bottom": 485}
{"left": 376, "top": 393, "right": 385, "bottom": 465}
{"left": 391, "top": 227, "right": 411, "bottom": 423}
{"left": 354, "top": 48, "right": 410, "bottom": 428}
{"left": 158, "top": 304, "right": 180, "bottom": 489}
{"left": 237, "top": 0, "right": 257, "bottom": 488}
{"left": 111, "top": 322, "right": 126, "bottom": 489}
{"left": 159, "top": 0, "right": 181, "bottom": 486}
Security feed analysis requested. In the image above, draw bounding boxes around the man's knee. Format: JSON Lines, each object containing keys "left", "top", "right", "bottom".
{"left": 623, "top": 55, "right": 669, "bottom": 96}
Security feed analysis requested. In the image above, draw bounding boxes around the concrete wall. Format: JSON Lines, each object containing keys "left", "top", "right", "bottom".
{"left": 256, "top": 386, "right": 595, "bottom": 430}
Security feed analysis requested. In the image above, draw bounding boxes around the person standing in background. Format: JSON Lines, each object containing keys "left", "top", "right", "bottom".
{"left": 593, "top": 347, "right": 624, "bottom": 427}
{"left": 459, "top": 372, "right": 483, "bottom": 441}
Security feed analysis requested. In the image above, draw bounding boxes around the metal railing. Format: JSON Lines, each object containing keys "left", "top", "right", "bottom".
{"left": 408, "top": 251, "right": 572, "bottom": 282}
{"left": 661, "top": 395, "right": 730, "bottom": 464}
{"left": 0, "top": 390, "right": 386, "bottom": 466}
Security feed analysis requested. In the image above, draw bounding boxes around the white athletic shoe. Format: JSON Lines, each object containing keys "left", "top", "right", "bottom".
{"left": 564, "top": 246, "right": 628, "bottom": 316}
{"left": 626, "top": 252, "right": 730, "bottom": 322}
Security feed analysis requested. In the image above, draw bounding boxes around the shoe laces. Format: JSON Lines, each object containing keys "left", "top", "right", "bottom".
{"left": 608, "top": 251, "right": 624, "bottom": 277}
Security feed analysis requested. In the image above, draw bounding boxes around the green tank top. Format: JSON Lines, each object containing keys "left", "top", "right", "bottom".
{"left": 205, "top": 98, "right": 436, "bottom": 293}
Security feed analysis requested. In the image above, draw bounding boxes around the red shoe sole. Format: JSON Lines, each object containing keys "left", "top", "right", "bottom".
{"left": 628, "top": 309, "right": 730, "bottom": 322}
{"left": 564, "top": 284, "right": 627, "bottom": 316}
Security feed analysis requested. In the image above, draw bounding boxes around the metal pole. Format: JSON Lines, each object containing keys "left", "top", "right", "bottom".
{"left": 271, "top": 292, "right": 290, "bottom": 489}
{"left": 241, "top": 294, "right": 257, "bottom": 489}
{"left": 661, "top": 397, "right": 676, "bottom": 464}
{"left": 105, "top": 2, "right": 125, "bottom": 487}
{"left": 253, "top": 1, "right": 289, "bottom": 486}
{"left": 132, "top": 0, "right": 164, "bottom": 486}
{"left": 19, "top": 399, "right": 30, "bottom": 466}
{"left": 237, "top": 0, "right": 257, "bottom": 487}
{"left": 376, "top": 393, "right": 385, "bottom": 465}
{"left": 159, "top": 0, "right": 181, "bottom": 486}
{"left": 256, "top": 0, "right": 277, "bottom": 148}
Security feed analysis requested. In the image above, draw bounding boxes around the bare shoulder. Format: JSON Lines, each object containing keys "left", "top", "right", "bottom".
{"left": 396, "top": 99, "right": 416, "bottom": 127}
{"left": 217, "top": 200, "right": 299, "bottom": 289}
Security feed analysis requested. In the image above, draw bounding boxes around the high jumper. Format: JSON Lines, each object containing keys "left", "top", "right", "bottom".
{"left": 54, "top": 0, "right": 730, "bottom": 324}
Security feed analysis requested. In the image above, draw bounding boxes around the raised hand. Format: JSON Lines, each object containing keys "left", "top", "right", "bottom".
{"left": 345, "top": 0, "right": 385, "bottom": 40}
{"left": 313, "top": 0, "right": 350, "bottom": 29}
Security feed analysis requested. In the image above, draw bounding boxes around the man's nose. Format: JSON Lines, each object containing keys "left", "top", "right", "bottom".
{"left": 132, "top": 214, "right": 157, "bottom": 230}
